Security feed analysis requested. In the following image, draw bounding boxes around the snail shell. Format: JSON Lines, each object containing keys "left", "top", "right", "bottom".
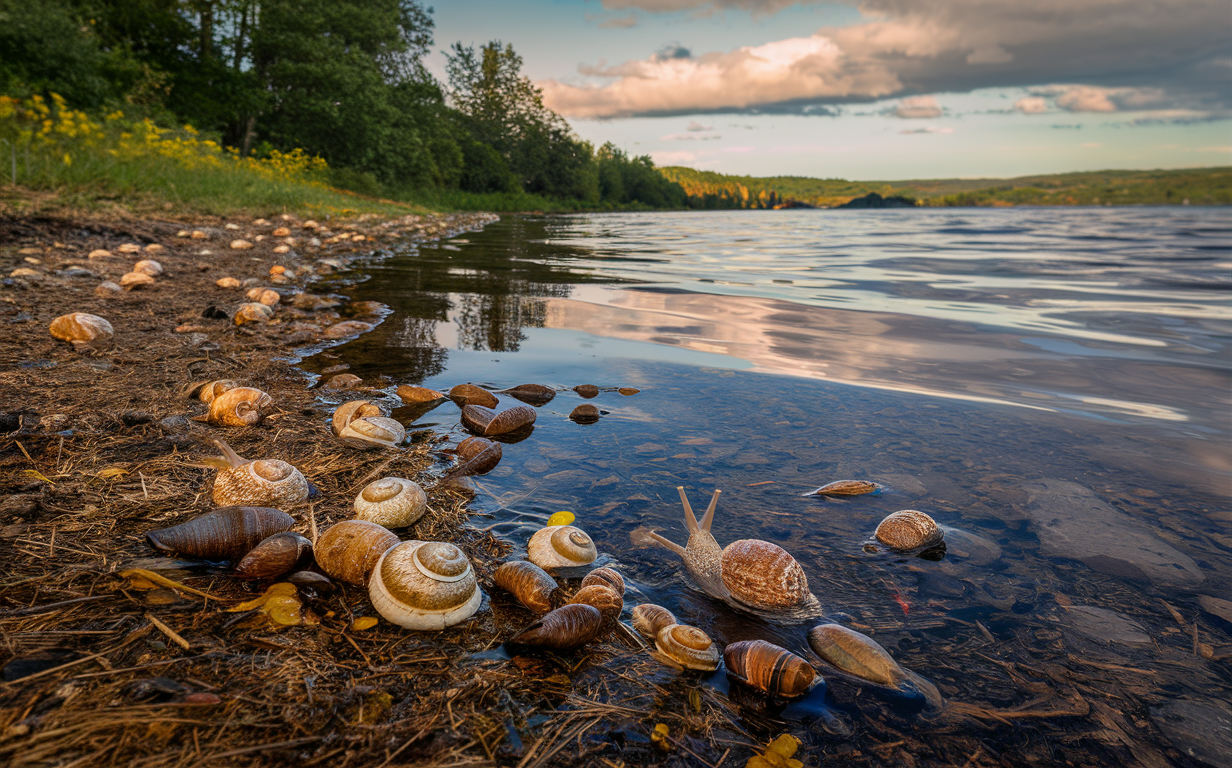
{"left": 287, "top": 570, "right": 334, "bottom": 597}
{"left": 233, "top": 532, "right": 312, "bottom": 580}
{"left": 653, "top": 624, "right": 721, "bottom": 672}
{"left": 494, "top": 561, "right": 558, "bottom": 614}
{"left": 331, "top": 400, "right": 386, "bottom": 437}
{"left": 368, "top": 541, "right": 483, "bottom": 630}
{"left": 211, "top": 439, "right": 309, "bottom": 508}
{"left": 807, "top": 623, "right": 943, "bottom": 709}
{"left": 573, "top": 384, "right": 599, "bottom": 399}
{"left": 566, "top": 584, "right": 623, "bottom": 624}
{"left": 207, "top": 387, "right": 272, "bottom": 427}
{"left": 185, "top": 379, "right": 237, "bottom": 404}
{"left": 527, "top": 525, "right": 597, "bottom": 570}
{"left": 354, "top": 477, "right": 427, "bottom": 528}
{"left": 875, "top": 510, "right": 944, "bottom": 551}
{"left": 146, "top": 506, "right": 294, "bottom": 561}
{"left": 580, "top": 567, "right": 625, "bottom": 597}
{"left": 133, "top": 259, "right": 163, "bottom": 276}
{"left": 396, "top": 385, "right": 446, "bottom": 404}
{"left": 448, "top": 384, "right": 498, "bottom": 408}
{"left": 507, "top": 604, "right": 603, "bottom": 652}
{"left": 233, "top": 302, "right": 274, "bottom": 325}
{"left": 49, "top": 313, "right": 113, "bottom": 348}
{"left": 720, "top": 539, "right": 811, "bottom": 611}
{"left": 805, "top": 480, "right": 882, "bottom": 497}
{"left": 339, "top": 415, "right": 406, "bottom": 450}
{"left": 497, "top": 384, "right": 555, "bottom": 406}
{"left": 447, "top": 436, "right": 501, "bottom": 478}
{"left": 723, "top": 639, "right": 816, "bottom": 698}
{"left": 460, "top": 404, "right": 536, "bottom": 437}
{"left": 632, "top": 604, "right": 678, "bottom": 639}
{"left": 315, "top": 520, "right": 400, "bottom": 585}
{"left": 569, "top": 404, "right": 600, "bottom": 424}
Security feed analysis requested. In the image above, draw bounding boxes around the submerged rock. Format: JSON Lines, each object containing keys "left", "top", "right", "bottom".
{"left": 1151, "top": 699, "right": 1232, "bottom": 768}
{"left": 1055, "top": 605, "right": 1151, "bottom": 646}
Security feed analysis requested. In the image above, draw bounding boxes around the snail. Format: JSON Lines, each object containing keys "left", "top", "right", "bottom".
{"left": 566, "top": 584, "right": 623, "bottom": 625}
{"left": 446, "top": 436, "right": 502, "bottom": 478}
{"left": 507, "top": 604, "right": 604, "bottom": 652}
{"left": 497, "top": 384, "right": 556, "bottom": 406}
{"left": 233, "top": 302, "right": 273, "bottom": 325}
{"left": 339, "top": 415, "right": 406, "bottom": 450}
{"left": 48, "top": 313, "right": 113, "bottom": 349}
{"left": 233, "top": 532, "right": 312, "bottom": 580}
{"left": 133, "top": 259, "right": 163, "bottom": 276}
{"left": 184, "top": 379, "right": 237, "bottom": 404}
{"left": 527, "top": 525, "right": 597, "bottom": 571}
{"left": 632, "top": 604, "right": 678, "bottom": 639}
{"left": 146, "top": 506, "right": 294, "bottom": 561}
{"left": 573, "top": 384, "right": 599, "bottom": 399}
{"left": 580, "top": 567, "right": 625, "bottom": 597}
{"left": 807, "top": 624, "right": 943, "bottom": 709}
{"left": 314, "top": 520, "right": 400, "bottom": 585}
{"left": 494, "top": 561, "right": 558, "bottom": 614}
{"left": 368, "top": 541, "right": 483, "bottom": 630}
{"left": 448, "top": 384, "right": 498, "bottom": 408}
{"left": 569, "top": 404, "right": 600, "bottom": 424}
{"left": 395, "top": 385, "right": 446, "bottom": 404}
{"left": 331, "top": 400, "right": 386, "bottom": 437}
{"left": 652, "top": 624, "right": 721, "bottom": 672}
{"left": 645, "top": 487, "right": 815, "bottom": 614}
{"left": 211, "top": 439, "right": 309, "bottom": 508}
{"left": 354, "top": 477, "right": 427, "bottom": 528}
{"left": 205, "top": 387, "right": 272, "bottom": 427}
{"left": 460, "top": 404, "right": 536, "bottom": 437}
{"left": 804, "top": 480, "right": 882, "bottom": 497}
{"left": 723, "top": 639, "right": 816, "bottom": 698}
{"left": 875, "top": 510, "right": 944, "bottom": 552}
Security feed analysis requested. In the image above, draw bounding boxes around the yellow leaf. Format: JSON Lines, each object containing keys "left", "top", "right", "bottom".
{"left": 21, "top": 469, "right": 54, "bottom": 485}
{"left": 766, "top": 735, "right": 801, "bottom": 759}
{"left": 97, "top": 467, "right": 129, "bottom": 479}
{"left": 351, "top": 616, "right": 379, "bottom": 632}
{"left": 120, "top": 568, "right": 225, "bottom": 601}
{"left": 228, "top": 583, "right": 303, "bottom": 627}
{"left": 547, "top": 511, "right": 575, "bottom": 527}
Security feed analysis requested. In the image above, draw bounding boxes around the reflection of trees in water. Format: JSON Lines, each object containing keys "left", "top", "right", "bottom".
{"left": 389, "top": 315, "right": 448, "bottom": 381}
{"left": 453, "top": 280, "right": 571, "bottom": 352}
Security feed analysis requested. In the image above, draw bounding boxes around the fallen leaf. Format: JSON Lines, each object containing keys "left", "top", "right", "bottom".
{"left": 97, "top": 467, "right": 129, "bottom": 479}
{"left": 351, "top": 616, "right": 378, "bottom": 632}
{"left": 120, "top": 568, "right": 226, "bottom": 601}
{"left": 227, "top": 583, "right": 303, "bottom": 627}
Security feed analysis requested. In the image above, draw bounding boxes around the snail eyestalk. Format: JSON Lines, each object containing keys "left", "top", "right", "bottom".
{"left": 213, "top": 438, "right": 247, "bottom": 468}
{"left": 677, "top": 485, "right": 700, "bottom": 533}
{"left": 700, "top": 488, "right": 721, "bottom": 533}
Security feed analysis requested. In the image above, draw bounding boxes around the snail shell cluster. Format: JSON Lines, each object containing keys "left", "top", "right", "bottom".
{"left": 49, "top": 313, "right": 113, "bottom": 349}
{"left": 146, "top": 506, "right": 294, "bottom": 561}
{"left": 632, "top": 604, "right": 720, "bottom": 671}
{"left": 354, "top": 477, "right": 427, "bottom": 528}
{"left": 494, "top": 561, "right": 558, "bottom": 614}
{"left": 460, "top": 404, "right": 536, "bottom": 437}
{"left": 331, "top": 400, "right": 385, "bottom": 437}
{"left": 875, "top": 510, "right": 944, "bottom": 552}
{"left": 507, "top": 603, "right": 604, "bottom": 652}
{"left": 233, "top": 532, "right": 312, "bottom": 580}
{"left": 527, "top": 525, "right": 597, "bottom": 571}
{"left": 211, "top": 439, "right": 309, "bottom": 508}
{"left": 807, "top": 623, "right": 943, "bottom": 709}
{"left": 805, "top": 480, "right": 882, "bottom": 497}
{"left": 207, "top": 387, "right": 273, "bottom": 427}
{"left": 369, "top": 541, "right": 483, "bottom": 630}
{"left": 723, "top": 639, "right": 816, "bottom": 698}
{"left": 315, "top": 520, "right": 400, "bottom": 585}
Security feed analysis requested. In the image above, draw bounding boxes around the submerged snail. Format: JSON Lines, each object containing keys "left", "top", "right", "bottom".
{"left": 211, "top": 439, "right": 309, "bottom": 508}
{"left": 507, "top": 603, "right": 604, "bottom": 652}
{"left": 807, "top": 624, "right": 943, "bottom": 709}
{"left": 804, "top": 480, "right": 882, "bottom": 497}
{"left": 527, "top": 525, "right": 597, "bottom": 571}
{"left": 460, "top": 404, "right": 537, "bottom": 437}
{"left": 875, "top": 510, "right": 944, "bottom": 552}
{"left": 369, "top": 541, "right": 483, "bottom": 630}
{"left": 49, "top": 313, "right": 113, "bottom": 349}
{"left": 494, "top": 560, "right": 558, "bottom": 614}
{"left": 146, "top": 506, "right": 294, "bottom": 561}
{"left": 233, "top": 532, "right": 312, "bottom": 580}
{"left": 185, "top": 379, "right": 238, "bottom": 404}
{"left": 331, "top": 400, "right": 386, "bottom": 437}
{"left": 339, "top": 415, "right": 406, "bottom": 450}
{"left": 446, "top": 436, "right": 502, "bottom": 478}
{"left": 206, "top": 387, "right": 272, "bottom": 427}
{"left": 646, "top": 487, "right": 815, "bottom": 613}
{"left": 724, "top": 639, "right": 816, "bottom": 698}
{"left": 315, "top": 520, "right": 400, "bottom": 585}
{"left": 354, "top": 477, "right": 427, "bottom": 528}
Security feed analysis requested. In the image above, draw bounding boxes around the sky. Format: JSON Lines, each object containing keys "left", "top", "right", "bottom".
{"left": 427, "top": 0, "right": 1232, "bottom": 180}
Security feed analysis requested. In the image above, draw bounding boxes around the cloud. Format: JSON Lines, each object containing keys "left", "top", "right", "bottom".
{"left": 1014, "top": 96, "right": 1049, "bottom": 114}
{"left": 596, "top": 13, "right": 639, "bottom": 28}
{"left": 660, "top": 132, "right": 723, "bottom": 140}
{"left": 541, "top": 0, "right": 1231, "bottom": 118}
{"left": 686, "top": 120, "right": 712, "bottom": 131}
{"left": 649, "top": 149, "right": 698, "bottom": 166}
{"left": 899, "top": 126, "right": 954, "bottom": 134}
{"left": 893, "top": 95, "right": 942, "bottom": 118}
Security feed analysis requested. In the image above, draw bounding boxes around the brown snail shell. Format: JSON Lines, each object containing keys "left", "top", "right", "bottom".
{"left": 447, "top": 436, "right": 501, "bottom": 478}
{"left": 723, "top": 639, "right": 816, "bottom": 698}
{"left": 314, "top": 520, "right": 400, "bottom": 586}
{"left": 807, "top": 623, "right": 943, "bottom": 709}
{"left": 507, "top": 603, "right": 603, "bottom": 652}
{"left": 331, "top": 400, "right": 386, "bottom": 437}
{"left": 233, "top": 532, "right": 312, "bottom": 580}
{"left": 573, "top": 384, "right": 599, "bottom": 399}
{"left": 49, "top": 313, "right": 113, "bottom": 349}
{"left": 353, "top": 477, "right": 427, "bottom": 528}
{"left": 580, "top": 567, "right": 625, "bottom": 597}
{"left": 494, "top": 561, "right": 558, "bottom": 614}
{"left": 233, "top": 302, "right": 274, "bottom": 325}
{"left": 805, "top": 480, "right": 882, "bottom": 497}
{"left": 368, "top": 541, "right": 482, "bottom": 630}
{"left": 448, "top": 384, "right": 498, "bottom": 408}
{"left": 396, "top": 385, "right": 446, "bottom": 404}
{"left": 286, "top": 570, "right": 334, "bottom": 596}
{"left": 146, "top": 506, "right": 294, "bottom": 561}
{"left": 207, "top": 387, "right": 272, "bottom": 427}
{"left": 875, "top": 510, "right": 944, "bottom": 551}
{"left": 527, "top": 525, "right": 597, "bottom": 570}
{"left": 566, "top": 584, "right": 623, "bottom": 625}
{"left": 211, "top": 439, "right": 309, "bottom": 508}
{"left": 653, "top": 624, "right": 721, "bottom": 672}
{"left": 339, "top": 415, "right": 405, "bottom": 450}
{"left": 185, "top": 379, "right": 237, "bottom": 404}
{"left": 720, "top": 539, "right": 811, "bottom": 611}
{"left": 569, "top": 404, "right": 600, "bottom": 424}
{"left": 498, "top": 384, "right": 555, "bottom": 406}
{"left": 460, "top": 404, "right": 536, "bottom": 437}
{"left": 632, "top": 604, "right": 678, "bottom": 639}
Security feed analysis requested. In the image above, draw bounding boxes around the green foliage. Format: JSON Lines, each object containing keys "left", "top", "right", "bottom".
{"left": 0, "top": 0, "right": 128, "bottom": 107}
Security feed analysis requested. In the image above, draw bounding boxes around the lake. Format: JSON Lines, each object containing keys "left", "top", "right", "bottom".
{"left": 305, "top": 208, "right": 1232, "bottom": 766}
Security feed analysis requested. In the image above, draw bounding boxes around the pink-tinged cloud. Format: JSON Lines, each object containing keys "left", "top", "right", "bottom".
{"left": 1014, "top": 96, "right": 1049, "bottom": 114}
{"left": 894, "top": 95, "right": 942, "bottom": 118}
{"left": 1056, "top": 86, "right": 1117, "bottom": 112}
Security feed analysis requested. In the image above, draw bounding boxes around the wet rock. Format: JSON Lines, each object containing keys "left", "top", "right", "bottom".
{"left": 1151, "top": 699, "right": 1232, "bottom": 768}
{"left": 1198, "top": 595, "right": 1232, "bottom": 627}
{"left": 322, "top": 320, "right": 374, "bottom": 339}
{"left": 1023, "top": 480, "right": 1203, "bottom": 586}
{"left": 938, "top": 526, "right": 1002, "bottom": 565}
{"left": 1056, "top": 605, "right": 1151, "bottom": 646}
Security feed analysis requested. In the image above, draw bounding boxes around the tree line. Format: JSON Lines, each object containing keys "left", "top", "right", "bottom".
{"left": 0, "top": 0, "right": 688, "bottom": 209}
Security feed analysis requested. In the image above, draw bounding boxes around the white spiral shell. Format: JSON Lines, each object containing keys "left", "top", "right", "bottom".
{"left": 213, "top": 458, "right": 309, "bottom": 508}
{"left": 339, "top": 416, "right": 405, "bottom": 450}
{"left": 354, "top": 477, "right": 427, "bottom": 528}
{"left": 527, "top": 525, "right": 597, "bottom": 570}
{"left": 368, "top": 541, "right": 483, "bottom": 630}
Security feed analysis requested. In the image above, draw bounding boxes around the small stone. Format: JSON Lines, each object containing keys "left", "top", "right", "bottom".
{"left": 1058, "top": 605, "right": 1151, "bottom": 645}
{"left": 18, "top": 247, "right": 41, "bottom": 256}
{"left": 322, "top": 320, "right": 373, "bottom": 339}
{"left": 120, "top": 271, "right": 155, "bottom": 289}
{"left": 230, "top": 239, "right": 253, "bottom": 250}
{"left": 87, "top": 249, "right": 114, "bottom": 259}
{"left": 117, "top": 243, "right": 142, "bottom": 254}
{"left": 23, "top": 256, "right": 41, "bottom": 264}
{"left": 215, "top": 277, "right": 241, "bottom": 289}
{"left": 95, "top": 281, "right": 123, "bottom": 297}
{"left": 144, "top": 244, "right": 165, "bottom": 253}
{"left": 224, "top": 223, "right": 240, "bottom": 230}
{"left": 273, "top": 245, "right": 290, "bottom": 254}
{"left": 273, "top": 227, "right": 291, "bottom": 237}
{"left": 9, "top": 268, "right": 40, "bottom": 279}
{"left": 190, "top": 231, "right": 208, "bottom": 240}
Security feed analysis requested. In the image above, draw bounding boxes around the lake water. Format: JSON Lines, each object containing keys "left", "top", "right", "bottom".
{"left": 306, "top": 208, "right": 1232, "bottom": 766}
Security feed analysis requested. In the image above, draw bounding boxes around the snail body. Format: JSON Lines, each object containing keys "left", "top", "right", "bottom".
{"left": 653, "top": 624, "right": 721, "bottom": 672}
{"left": 494, "top": 561, "right": 558, "bottom": 614}
{"left": 353, "top": 477, "right": 427, "bottom": 528}
{"left": 507, "top": 604, "right": 603, "bottom": 652}
{"left": 339, "top": 415, "right": 405, "bottom": 450}
{"left": 805, "top": 480, "right": 882, "bottom": 497}
{"left": 211, "top": 439, "right": 309, "bottom": 508}
{"left": 723, "top": 639, "right": 816, "bottom": 698}
{"left": 207, "top": 387, "right": 272, "bottom": 427}
{"left": 315, "top": 520, "right": 400, "bottom": 585}
{"left": 368, "top": 541, "right": 483, "bottom": 630}
{"left": 146, "top": 506, "right": 294, "bottom": 561}
{"left": 49, "top": 313, "right": 113, "bottom": 349}
{"left": 527, "top": 525, "right": 597, "bottom": 571}
{"left": 875, "top": 510, "right": 944, "bottom": 552}
{"left": 460, "top": 404, "right": 536, "bottom": 437}
{"left": 233, "top": 532, "right": 312, "bottom": 580}
{"left": 807, "top": 624, "right": 943, "bottom": 709}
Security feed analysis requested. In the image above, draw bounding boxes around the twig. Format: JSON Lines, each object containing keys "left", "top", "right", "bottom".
{"left": 147, "top": 613, "right": 190, "bottom": 650}
{"left": 374, "top": 715, "right": 441, "bottom": 768}
{"left": 0, "top": 594, "right": 113, "bottom": 618}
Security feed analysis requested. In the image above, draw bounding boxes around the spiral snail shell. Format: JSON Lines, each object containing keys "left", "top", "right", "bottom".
{"left": 652, "top": 624, "right": 721, "bottom": 672}
{"left": 211, "top": 439, "right": 309, "bottom": 508}
{"left": 206, "top": 387, "right": 272, "bottom": 427}
{"left": 460, "top": 404, "right": 537, "bottom": 437}
{"left": 497, "top": 384, "right": 555, "bottom": 406}
{"left": 807, "top": 623, "right": 943, "bottom": 709}
{"left": 494, "top": 561, "right": 558, "bottom": 614}
{"left": 368, "top": 541, "right": 483, "bottom": 630}
{"left": 447, "top": 436, "right": 502, "bottom": 478}
{"left": 448, "top": 384, "right": 498, "bottom": 408}
{"left": 632, "top": 604, "right": 678, "bottom": 639}
{"left": 49, "top": 313, "right": 113, "bottom": 349}
{"left": 875, "top": 510, "right": 944, "bottom": 552}
{"left": 580, "top": 567, "right": 625, "bottom": 597}
{"left": 331, "top": 400, "right": 386, "bottom": 437}
{"left": 339, "top": 415, "right": 406, "bottom": 450}
{"left": 507, "top": 604, "right": 604, "bottom": 652}
{"left": 233, "top": 532, "right": 312, "bottom": 580}
{"left": 354, "top": 477, "right": 427, "bottom": 528}
{"left": 805, "top": 480, "right": 882, "bottom": 497}
{"left": 146, "top": 506, "right": 295, "bottom": 561}
{"left": 185, "top": 379, "right": 237, "bottom": 404}
{"left": 566, "top": 584, "right": 623, "bottom": 625}
{"left": 723, "top": 639, "right": 816, "bottom": 698}
{"left": 527, "top": 525, "right": 597, "bottom": 571}
{"left": 314, "top": 520, "right": 400, "bottom": 585}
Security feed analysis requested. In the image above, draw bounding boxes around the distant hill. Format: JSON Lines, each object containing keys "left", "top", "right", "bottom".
{"left": 657, "top": 166, "right": 1232, "bottom": 208}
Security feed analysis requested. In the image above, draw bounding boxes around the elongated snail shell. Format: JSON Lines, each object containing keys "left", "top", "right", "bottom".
{"left": 566, "top": 584, "right": 623, "bottom": 625}
{"left": 185, "top": 379, "right": 237, "bottom": 404}
{"left": 653, "top": 624, "right": 721, "bottom": 672}
{"left": 339, "top": 416, "right": 406, "bottom": 450}
{"left": 448, "top": 384, "right": 498, "bottom": 408}
{"left": 49, "top": 313, "right": 113, "bottom": 347}
{"left": 448, "top": 436, "right": 502, "bottom": 478}
{"left": 527, "top": 525, "right": 597, "bottom": 570}
{"left": 580, "top": 567, "right": 625, "bottom": 597}
{"left": 211, "top": 440, "right": 309, "bottom": 508}
{"left": 807, "top": 623, "right": 943, "bottom": 708}
{"left": 331, "top": 399, "right": 386, "bottom": 437}
{"left": 723, "top": 639, "right": 816, "bottom": 698}
{"left": 632, "top": 604, "right": 678, "bottom": 640}
{"left": 146, "top": 506, "right": 294, "bottom": 561}
{"left": 507, "top": 604, "right": 603, "bottom": 652}
{"left": 720, "top": 539, "right": 811, "bottom": 611}
{"left": 459, "top": 404, "right": 536, "bottom": 437}
{"left": 233, "top": 532, "right": 312, "bottom": 580}
{"left": 493, "top": 561, "right": 557, "bottom": 614}
{"left": 354, "top": 477, "right": 427, "bottom": 528}
{"left": 368, "top": 541, "right": 483, "bottom": 630}
{"left": 875, "top": 510, "right": 944, "bottom": 551}
{"left": 805, "top": 480, "right": 881, "bottom": 497}
{"left": 207, "top": 387, "right": 272, "bottom": 427}
{"left": 314, "top": 520, "right": 400, "bottom": 585}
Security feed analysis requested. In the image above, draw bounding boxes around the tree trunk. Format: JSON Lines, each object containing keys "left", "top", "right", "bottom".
{"left": 199, "top": 3, "right": 214, "bottom": 61}
{"left": 240, "top": 116, "right": 257, "bottom": 157}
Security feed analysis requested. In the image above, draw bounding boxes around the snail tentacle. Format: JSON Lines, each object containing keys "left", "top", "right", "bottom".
{"left": 645, "top": 530, "right": 686, "bottom": 557}
{"left": 213, "top": 438, "right": 247, "bottom": 468}
{"left": 677, "top": 485, "right": 700, "bottom": 534}
{"left": 699, "top": 488, "right": 720, "bottom": 533}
